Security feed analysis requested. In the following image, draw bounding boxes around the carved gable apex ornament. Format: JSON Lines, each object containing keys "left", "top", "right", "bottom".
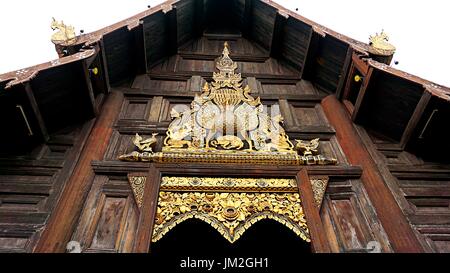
{"left": 368, "top": 30, "right": 396, "bottom": 56}
{"left": 51, "top": 17, "right": 77, "bottom": 45}
{"left": 119, "top": 42, "right": 337, "bottom": 165}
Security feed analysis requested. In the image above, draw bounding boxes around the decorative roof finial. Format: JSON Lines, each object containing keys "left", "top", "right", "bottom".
{"left": 215, "top": 42, "right": 237, "bottom": 78}
{"left": 368, "top": 30, "right": 396, "bottom": 56}
{"left": 50, "top": 17, "right": 77, "bottom": 45}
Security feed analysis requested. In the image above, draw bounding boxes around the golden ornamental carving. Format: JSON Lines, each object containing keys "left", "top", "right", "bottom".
{"left": 295, "top": 138, "right": 320, "bottom": 156}
{"left": 133, "top": 133, "right": 158, "bottom": 152}
{"left": 161, "top": 176, "right": 297, "bottom": 188}
{"left": 152, "top": 191, "right": 310, "bottom": 243}
{"left": 310, "top": 176, "right": 329, "bottom": 208}
{"left": 118, "top": 43, "right": 337, "bottom": 166}
{"left": 128, "top": 175, "right": 146, "bottom": 207}
{"left": 127, "top": 175, "right": 327, "bottom": 209}
{"left": 51, "top": 17, "right": 77, "bottom": 45}
{"left": 160, "top": 176, "right": 298, "bottom": 193}
{"left": 368, "top": 30, "right": 396, "bottom": 56}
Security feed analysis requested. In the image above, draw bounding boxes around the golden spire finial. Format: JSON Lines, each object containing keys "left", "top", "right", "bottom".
{"left": 223, "top": 41, "right": 229, "bottom": 54}
{"left": 215, "top": 41, "right": 238, "bottom": 80}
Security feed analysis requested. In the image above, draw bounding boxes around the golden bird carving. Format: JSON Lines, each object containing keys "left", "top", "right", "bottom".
{"left": 133, "top": 133, "right": 158, "bottom": 152}
{"left": 294, "top": 138, "right": 320, "bottom": 156}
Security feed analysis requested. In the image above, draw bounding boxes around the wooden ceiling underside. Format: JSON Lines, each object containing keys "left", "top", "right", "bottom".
{"left": 0, "top": 0, "right": 449, "bottom": 160}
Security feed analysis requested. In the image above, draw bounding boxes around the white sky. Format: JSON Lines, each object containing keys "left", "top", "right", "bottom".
{"left": 0, "top": 0, "right": 448, "bottom": 87}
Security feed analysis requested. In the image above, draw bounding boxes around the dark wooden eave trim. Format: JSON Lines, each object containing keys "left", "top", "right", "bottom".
{"left": 0, "top": 49, "right": 97, "bottom": 89}
{"left": 269, "top": 11, "right": 288, "bottom": 58}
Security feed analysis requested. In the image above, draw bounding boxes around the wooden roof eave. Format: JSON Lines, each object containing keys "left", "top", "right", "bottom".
{"left": 0, "top": 0, "right": 179, "bottom": 89}
{"left": 367, "top": 59, "right": 450, "bottom": 102}
{"left": 262, "top": 0, "right": 371, "bottom": 55}
{"left": 1, "top": 0, "right": 449, "bottom": 101}
{"left": 61, "top": 0, "right": 179, "bottom": 47}
{"left": 0, "top": 47, "right": 97, "bottom": 89}
{"left": 265, "top": 0, "right": 450, "bottom": 102}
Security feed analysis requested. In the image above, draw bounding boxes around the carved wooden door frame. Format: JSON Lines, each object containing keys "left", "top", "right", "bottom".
{"left": 132, "top": 164, "right": 331, "bottom": 253}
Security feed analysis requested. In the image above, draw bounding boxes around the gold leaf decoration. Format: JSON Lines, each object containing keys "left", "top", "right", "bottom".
{"left": 128, "top": 175, "right": 146, "bottom": 207}
{"left": 50, "top": 18, "right": 76, "bottom": 45}
{"left": 118, "top": 43, "right": 337, "bottom": 166}
{"left": 310, "top": 176, "right": 329, "bottom": 208}
{"left": 369, "top": 30, "right": 396, "bottom": 56}
{"left": 152, "top": 191, "right": 310, "bottom": 243}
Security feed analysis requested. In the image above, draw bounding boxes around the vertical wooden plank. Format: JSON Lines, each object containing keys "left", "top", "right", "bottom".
{"left": 278, "top": 99, "right": 295, "bottom": 129}
{"left": 166, "top": 7, "right": 178, "bottom": 55}
{"left": 269, "top": 12, "right": 287, "bottom": 58}
{"left": 399, "top": 91, "right": 431, "bottom": 149}
{"left": 335, "top": 46, "right": 353, "bottom": 99}
{"left": 298, "top": 27, "right": 313, "bottom": 79}
{"left": 246, "top": 77, "right": 260, "bottom": 94}
{"left": 24, "top": 82, "right": 49, "bottom": 141}
{"left": 301, "top": 31, "right": 320, "bottom": 81}
{"left": 99, "top": 39, "right": 111, "bottom": 93}
{"left": 133, "top": 164, "right": 161, "bottom": 253}
{"left": 81, "top": 60, "right": 97, "bottom": 116}
{"left": 133, "top": 23, "right": 147, "bottom": 75}
{"left": 297, "top": 169, "right": 331, "bottom": 253}
{"left": 34, "top": 91, "right": 124, "bottom": 253}
{"left": 351, "top": 67, "right": 374, "bottom": 120}
{"left": 193, "top": 0, "right": 205, "bottom": 37}
{"left": 341, "top": 62, "right": 355, "bottom": 101}
{"left": 148, "top": 96, "right": 164, "bottom": 122}
{"left": 322, "top": 95, "right": 424, "bottom": 252}
{"left": 242, "top": 0, "right": 253, "bottom": 37}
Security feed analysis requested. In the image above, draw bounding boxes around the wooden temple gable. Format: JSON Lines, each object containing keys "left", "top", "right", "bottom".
{"left": 0, "top": 0, "right": 449, "bottom": 253}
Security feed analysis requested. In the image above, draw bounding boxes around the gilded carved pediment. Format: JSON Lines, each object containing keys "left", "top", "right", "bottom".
{"left": 119, "top": 43, "right": 335, "bottom": 245}
{"left": 119, "top": 42, "right": 337, "bottom": 166}
{"left": 127, "top": 174, "right": 329, "bottom": 243}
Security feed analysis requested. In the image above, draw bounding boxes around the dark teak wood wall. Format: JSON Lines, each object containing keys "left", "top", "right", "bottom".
{"left": 62, "top": 36, "right": 394, "bottom": 253}
{"left": 1, "top": 0, "right": 449, "bottom": 253}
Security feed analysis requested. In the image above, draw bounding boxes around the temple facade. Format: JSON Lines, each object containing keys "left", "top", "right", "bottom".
{"left": 0, "top": 0, "right": 449, "bottom": 254}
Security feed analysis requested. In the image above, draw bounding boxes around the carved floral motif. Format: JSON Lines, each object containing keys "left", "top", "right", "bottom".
{"left": 152, "top": 191, "right": 310, "bottom": 243}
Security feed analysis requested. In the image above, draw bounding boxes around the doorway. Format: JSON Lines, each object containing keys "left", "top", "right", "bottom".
{"left": 150, "top": 218, "right": 311, "bottom": 271}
